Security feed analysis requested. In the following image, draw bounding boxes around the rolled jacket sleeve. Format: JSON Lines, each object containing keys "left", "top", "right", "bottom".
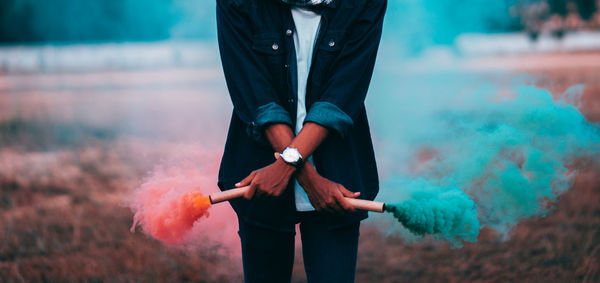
{"left": 304, "top": 0, "right": 387, "bottom": 138}
{"left": 249, "top": 102, "right": 293, "bottom": 139}
{"left": 217, "top": 0, "right": 292, "bottom": 142}
{"left": 304, "top": 101, "right": 354, "bottom": 138}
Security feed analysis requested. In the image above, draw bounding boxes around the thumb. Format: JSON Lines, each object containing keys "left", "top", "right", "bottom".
{"left": 236, "top": 171, "right": 256, "bottom": 188}
{"left": 339, "top": 185, "right": 360, "bottom": 198}
{"left": 335, "top": 186, "right": 356, "bottom": 212}
{"left": 274, "top": 152, "right": 281, "bottom": 159}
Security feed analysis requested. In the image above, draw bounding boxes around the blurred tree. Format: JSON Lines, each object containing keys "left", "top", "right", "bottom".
{"left": 578, "top": 0, "right": 597, "bottom": 19}
{"left": 0, "top": 0, "right": 180, "bottom": 43}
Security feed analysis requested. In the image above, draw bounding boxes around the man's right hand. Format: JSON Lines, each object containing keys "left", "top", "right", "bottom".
{"left": 297, "top": 163, "right": 360, "bottom": 214}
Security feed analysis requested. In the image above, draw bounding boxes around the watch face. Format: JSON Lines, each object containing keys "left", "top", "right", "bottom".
{"left": 282, "top": 148, "right": 301, "bottom": 163}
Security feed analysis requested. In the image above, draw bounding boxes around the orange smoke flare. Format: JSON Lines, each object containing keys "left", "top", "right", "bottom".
{"left": 134, "top": 190, "right": 212, "bottom": 245}
{"left": 184, "top": 192, "right": 212, "bottom": 214}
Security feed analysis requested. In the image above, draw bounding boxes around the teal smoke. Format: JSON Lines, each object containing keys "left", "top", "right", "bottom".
{"left": 376, "top": 85, "right": 600, "bottom": 247}
{"left": 385, "top": 183, "right": 480, "bottom": 245}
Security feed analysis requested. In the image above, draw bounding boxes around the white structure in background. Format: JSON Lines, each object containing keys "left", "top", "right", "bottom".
{"left": 0, "top": 41, "right": 218, "bottom": 73}
{"left": 456, "top": 31, "right": 600, "bottom": 57}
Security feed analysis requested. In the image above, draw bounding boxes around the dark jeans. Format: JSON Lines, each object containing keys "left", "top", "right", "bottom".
{"left": 237, "top": 212, "right": 360, "bottom": 283}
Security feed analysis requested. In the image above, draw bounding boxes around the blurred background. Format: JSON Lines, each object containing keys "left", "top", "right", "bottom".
{"left": 1, "top": 0, "right": 599, "bottom": 282}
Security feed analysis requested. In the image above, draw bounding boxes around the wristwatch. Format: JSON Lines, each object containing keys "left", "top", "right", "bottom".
{"left": 280, "top": 147, "right": 303, "bottom": 168}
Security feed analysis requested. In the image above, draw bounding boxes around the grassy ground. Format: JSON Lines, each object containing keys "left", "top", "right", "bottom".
{"left": 0, "top": 53, "right": 599, "bottom": 282}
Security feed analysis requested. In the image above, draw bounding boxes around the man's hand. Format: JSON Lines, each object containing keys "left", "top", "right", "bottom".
{"left": 236, "top": 158, "right": 296, "bottom": 200}
{"left": 297, "top": 163, "right": 360, "bottom": 214}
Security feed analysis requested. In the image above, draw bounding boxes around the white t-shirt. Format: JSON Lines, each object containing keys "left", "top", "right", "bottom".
{"left": 291, "top": 7, "right": 321, "bottom": 211}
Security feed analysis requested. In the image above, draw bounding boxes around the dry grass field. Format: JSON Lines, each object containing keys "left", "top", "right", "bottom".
{"left": 0, "top": 52, "right": 599, "bottom": 282}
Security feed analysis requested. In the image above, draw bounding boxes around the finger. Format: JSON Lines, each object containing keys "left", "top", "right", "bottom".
{"left": 274, "top": 152, "right": 281, "bottom": 159}
{"left": 336, "top": 193, "right": 355, "bottom": 212}
{"left": 332, "top": 203, "right": 344, "bottom": 215}
{"left": 315, "top": 200, "right": 332, "bottom": 213}
{"left": 333, "top": 188, "right": 354, "bottom": 212}
{"left": 236, "top": 171, "right": 256, "bottom": 188}
{"left": 255, "top": 185, "right": 266, "bottom": 201}
{"left": 338, "top": 185, "right": 360, "bottom": 198}
{"left": 327, "top": 197, "right": 344, "bottom": 214}
{"left": 244, "top": 183, "right": 257, "bottom": 200}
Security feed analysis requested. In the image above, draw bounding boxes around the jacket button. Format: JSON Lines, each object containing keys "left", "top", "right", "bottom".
{"left": 288, "top": 98, "right": 294, "bottom": 103}
{"left": 328, "top": 41, "right": 335, "bottom": 47}
{"left": 286, "top": 29, "right": 293, "bottom": 36}
{"left": 272, "top": 43, "right": 279, "bottom": 50}
{"left": 284, "top": 64, "right": 289, "bottom": 68}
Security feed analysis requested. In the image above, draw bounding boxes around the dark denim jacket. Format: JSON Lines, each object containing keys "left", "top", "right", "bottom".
{"left": 216, "top": 0, "right": 386, "bottom": 231}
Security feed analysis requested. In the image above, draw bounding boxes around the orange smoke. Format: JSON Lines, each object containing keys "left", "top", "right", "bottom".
{"left": 131, "top": 188, "right": 212, "bottom": 245}
{"left": 185, "top": 192, "right": 212, "bottom": 214}
{"left": 128, "top": 157, "right": 222, "bottom": 245}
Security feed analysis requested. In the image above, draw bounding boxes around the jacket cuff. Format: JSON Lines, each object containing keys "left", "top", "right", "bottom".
{"left": 247, "top": 102, "right": 293, "bottom": 142}
{"left": 304, "top": 102, "right": 354, "bottom": 138}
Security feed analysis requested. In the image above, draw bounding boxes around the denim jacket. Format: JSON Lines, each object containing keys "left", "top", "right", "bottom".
{"left": 216, "top": 0, "right": 386, "bottom": 231}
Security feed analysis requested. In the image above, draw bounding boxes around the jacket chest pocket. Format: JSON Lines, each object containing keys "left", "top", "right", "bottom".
{"left": 311, "top": 30, "right": 345, "bottom": 87}
{"left": 252, "top": 36, "right": 286, "bottom": 90}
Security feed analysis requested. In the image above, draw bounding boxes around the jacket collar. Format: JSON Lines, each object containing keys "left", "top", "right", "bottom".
{"left": 281, "top": 0, "right": 336, "bottom": 9}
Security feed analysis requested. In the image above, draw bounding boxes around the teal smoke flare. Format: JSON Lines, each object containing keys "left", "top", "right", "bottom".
{"left": 384, "top": 185, "right": 480, "bottom": 247}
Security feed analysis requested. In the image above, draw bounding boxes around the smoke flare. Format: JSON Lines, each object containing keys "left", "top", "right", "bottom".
{"left": 130, "top": 182, "right": 212, "bottom": 245}
{"left": 385, "top": 185, "right": 480, "bottom": 245}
